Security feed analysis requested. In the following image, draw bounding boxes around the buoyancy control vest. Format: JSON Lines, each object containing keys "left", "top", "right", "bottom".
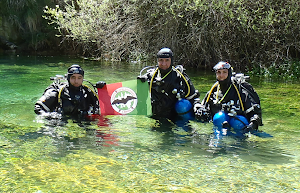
{"left": 202, "top": 74, "right": 262, "bottom": 125}
{"left": 34, "top": 82, "right": 99, "bottom": 116}
{"left": 147, "top": 65, "right": 197, "bottom": 119}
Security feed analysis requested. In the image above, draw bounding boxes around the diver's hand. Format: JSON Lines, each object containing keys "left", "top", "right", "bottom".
{"left": 40, "top": 112, "right": 62, "bottom": 119}
{"left": 243, "top": 122, "right": 258, "bottom": 133}
{"left": 96, "top": 81, "right": 106, "bottom": 88}
{"left": 194, "top": 104, "right": 210, "bottom": 122}
{"left": 137, "top": 75, "right": 147, "bottom": 82}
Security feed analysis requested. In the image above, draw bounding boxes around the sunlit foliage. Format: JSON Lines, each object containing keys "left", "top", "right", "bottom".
{"left": 44, "top": 0, "right": 300, "bottom": 69}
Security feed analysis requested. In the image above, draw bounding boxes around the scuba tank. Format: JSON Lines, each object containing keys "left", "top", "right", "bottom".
{"left": 174, "top": 90, "right": 194, "bottom": 120}
{"left": 213, "top": 111, "right": 230, "bottom": 128}
{"left": 229, "top": 115, "right": 249, "bottom": 130}
{"left": 212, "top": 100, "right": 249, "bottom": 131}
{"left": 225, "top": 100, "right": 249, "bottom": 131}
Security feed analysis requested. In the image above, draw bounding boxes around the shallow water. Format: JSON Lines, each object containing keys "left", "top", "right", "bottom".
{"left": 0, "top": 55, "right": 299, "bottom": 192}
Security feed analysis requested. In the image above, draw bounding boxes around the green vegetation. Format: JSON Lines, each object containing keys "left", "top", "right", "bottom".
{"left": 0, "top": 58, "right": 300, "bottom": 192}
{"left": 43, "top": 0, "right": 300, "bottom": 70}
{"left": 1, "top": 0, "right": 300, "bottom": 77}
{"left": 250, "top": 60, "right": 300, "bottom": 80}
{"left": 0, "top": 96, "right": 299, "bottom": 192}
{"left": 0, "top": 0, "right": 62, "bottom": 53}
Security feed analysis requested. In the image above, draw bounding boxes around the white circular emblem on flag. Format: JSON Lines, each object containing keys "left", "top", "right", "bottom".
{"left": 110, "top": 87, "right": 138, "bottom": 114}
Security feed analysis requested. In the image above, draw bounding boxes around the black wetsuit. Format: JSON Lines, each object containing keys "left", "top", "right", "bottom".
{"left": 199, "top": 78, "right": 262, "bottom": 128}
{"left": 34, "top": 82, "right": 99, "bottom": 117}
{"left": 141, "top": 65, "right": 198, "bottom": 120}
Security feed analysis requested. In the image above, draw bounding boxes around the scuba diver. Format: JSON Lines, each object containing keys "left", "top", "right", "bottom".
{"left": 194, "top": 61, "right": 263, "bottom": 137}
{"left": 137, "top": 48, "right": 199, "bottom": 130}
{"left": 34, "top": 64, "right": 106, "bottom": 119}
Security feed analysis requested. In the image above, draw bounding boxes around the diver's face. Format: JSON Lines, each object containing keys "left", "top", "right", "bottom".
{"left": 216, "top": 69, "right": 228, "bottom": 81}
{"left": 69, "top": 74, "right": 83, "bottom": 87}
{"left": 158, "top": 58, "right": 171, "bottom": 70}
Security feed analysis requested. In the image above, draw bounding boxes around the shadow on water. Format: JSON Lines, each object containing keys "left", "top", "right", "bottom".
{"left": 112, "top": 115, "right": 294, "bottom": 165}
{"left": 189, "top": 129, "right": 294, "bottom": 164}
{"left": 15, "top": 103, "right": 294, "bottom": 171}
{"left": 18, "top": 116, "right": 119, "bottom": 159}
{"left": 235, "top": 141, "right": 294, "bottom": 164}
{"left": 150, "top": 117, "right": 198, "bottom": 148}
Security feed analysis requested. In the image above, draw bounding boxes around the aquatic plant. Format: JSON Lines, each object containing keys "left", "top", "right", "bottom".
{"left": 0, "top": 58, "right": 299, "bottom": 192}
{"left": 249, "top": 60, "right": 300, "bottom": 80}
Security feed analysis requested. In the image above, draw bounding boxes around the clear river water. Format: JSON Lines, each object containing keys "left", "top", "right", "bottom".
{"left": 0, "top": 54, "right": 299, "bottom": 192}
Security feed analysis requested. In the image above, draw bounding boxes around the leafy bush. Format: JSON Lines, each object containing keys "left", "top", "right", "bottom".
{"left": 263, "top": 60, "right": 300, "bottom": 80}
{"left": 43, "top": 0, "right": 300, "bottom": 69}
{"left": 0, "top": 0, "right": 60, "bottom": 52}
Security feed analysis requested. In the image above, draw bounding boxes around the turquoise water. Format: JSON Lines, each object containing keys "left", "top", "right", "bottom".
{"left": 0, "top": 55, "right": 299, "bottom": 192}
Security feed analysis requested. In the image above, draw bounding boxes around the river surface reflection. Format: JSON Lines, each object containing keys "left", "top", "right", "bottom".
{"left": 0, "top": 55, "right": 299, "bottom": 192}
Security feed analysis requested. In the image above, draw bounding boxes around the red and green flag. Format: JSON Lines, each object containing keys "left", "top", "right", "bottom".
{"left": 97, "top": 79, "right": 152, "bottom": 115}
